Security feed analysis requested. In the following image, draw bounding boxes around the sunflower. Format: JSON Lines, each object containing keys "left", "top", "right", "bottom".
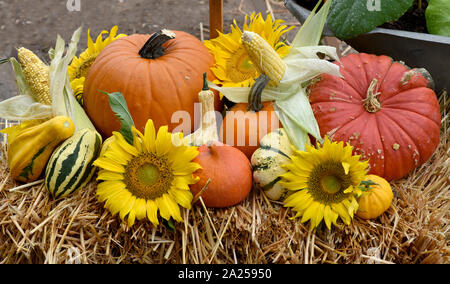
{"left": 70, "top": 77, "right": 84, "bottom": 104}
{"left": 204, "top": 13, "right": 294, "bottom": 88}
{"left": 68, "top": 26, "right": 126, "bottom": 104}
{"left": 280, "top": 137, "right": 369, "bottom": 230}
{"left": 93, "top": 120, "right": 201, "bottom": 228}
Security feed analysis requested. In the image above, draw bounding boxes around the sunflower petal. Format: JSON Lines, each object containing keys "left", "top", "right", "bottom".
{"left": 165, "top": 194, "right": 183, "bottom": 222}
{"left": 113, "top": 132, "right": 139, "bottom": 156}
{"left": 173, "top": 175, "right": 199, "bottom": 190}
{"left": 127, "top": 210, "right": 136, "bottom": 228}
{"left": 301, "top": 200, "right": 319, "bottom": 224}
{"left": 94, "top": 157, "right": 125, "bottom": 173}
{"left": 155, "top": 126, "right": 172, "bottom": 156}
{"left": 97, "top": 170, "right": 124, "bottom": 181}
{"left": 342, "top": 162, "right": 350, "bottom": 175}
{"left": 332, "top": 202, "right": 351, "bottom": 225}
{"left": 105, "top": 190, "right": 132, "bottom": 216}
{"left": 144, "top": 120, "right": 157, "bottom": 153}
{"left": 173, "top": 162, "right": 202, "bottom": 176}
{"left": 169, "top": 188, "right": 193, "bottom": 210}
{"left": 134, "top": 198, "right": 148, "bottom": 221}
{"left": 323, "top": 205, "right": 333, "bottom": 230}
{"left": 146, "top": 200, "right": 159, "bottom": 226}
{"left": 120, "top": 195, "right": 136, "bottom": 223}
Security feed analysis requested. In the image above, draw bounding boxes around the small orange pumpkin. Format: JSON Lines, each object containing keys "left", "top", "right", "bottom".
{"left": 188, "top": 76, "right": 253, "bottom": 208}
{"left": 220, "top": 102, "right": 281, "bottom": 159}
{"left": 356, "top": 175, "right": 394, "bottom": 220}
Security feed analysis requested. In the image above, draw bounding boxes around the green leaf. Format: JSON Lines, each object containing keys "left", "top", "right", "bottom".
{"left": 359, "top": 180, "right": 379, "bottom": 191}
{"left": 101, "top": 91, "right": 135, "bottom": 145}
{"left": 426, "top": 0, "right": 450, "bottom": 37}
{"left": 327, "top": 0, "right": 414, "bottom": 39}
{"left": 162, "top": 218, "right": 176, "bottom": 232}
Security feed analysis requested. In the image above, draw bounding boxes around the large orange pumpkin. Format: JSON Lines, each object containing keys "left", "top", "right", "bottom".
{"left": 309, "top": 53, "right": 441, "bottom": 181}
{"left": 83, "top": 30, "right": 223, "bottom": 138}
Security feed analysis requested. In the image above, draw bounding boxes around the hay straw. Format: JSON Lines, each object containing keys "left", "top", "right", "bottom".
{"left": 0, "top": 96, "right": 448, "bottom": 264}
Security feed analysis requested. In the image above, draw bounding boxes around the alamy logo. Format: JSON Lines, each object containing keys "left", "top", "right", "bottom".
{"left": 67, "top": 0, "right": 81, "bottom": 12}
{"left": 367, "top": 0, "right": 381, "bottom": 11}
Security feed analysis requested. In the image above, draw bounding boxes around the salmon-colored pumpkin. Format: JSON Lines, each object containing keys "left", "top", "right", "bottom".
{"left": 83, "top": 30, "right": 223, "bottom": 138}
{"left": 220, "top": 102, "right": 281, "bottom": 159}
{"left": 309, "top": 53, "right": 441, "bottom": 181}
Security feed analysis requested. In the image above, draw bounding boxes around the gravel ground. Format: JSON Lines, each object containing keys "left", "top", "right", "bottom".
{"left": 0, "top": 0, "right": 299, "bottom": 101}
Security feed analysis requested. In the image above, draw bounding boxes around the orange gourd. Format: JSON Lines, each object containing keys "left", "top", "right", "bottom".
{"left": 83, "top": 29, "right": 223, "bottom": 138}
{"left": 188, "top": 75, "right": 253, "bottom": 208}
{"left": 356, "top": 175, "right": 393, "bottom": 220}
{"left": 220, "top": 102, "right": 281, "bottom": 159}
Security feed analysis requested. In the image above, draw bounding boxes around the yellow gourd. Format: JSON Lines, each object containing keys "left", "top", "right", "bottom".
{"left": 2, "top": 116, "right": 75, "bottom": 183}
{"left": 356, "top": 175, "right": 394, "bottom": 220}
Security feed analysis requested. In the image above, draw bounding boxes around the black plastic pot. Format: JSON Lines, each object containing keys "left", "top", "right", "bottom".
{"left": 285, "top": 0, "right": 450, "bottom": 92}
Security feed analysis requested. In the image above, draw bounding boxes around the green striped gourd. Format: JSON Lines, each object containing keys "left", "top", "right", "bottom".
{"left": 251, "top": 128, "right": 293, "bottom": 201}
{"left": 45, "top": 128, "right": 102, "bottom": 198}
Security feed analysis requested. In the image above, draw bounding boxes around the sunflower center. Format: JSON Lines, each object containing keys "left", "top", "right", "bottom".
{"left": 226, "top": 47, "right": 258, "bottom": 83}
{"left": 308, "top": 161, "right": 351, "bottom": 204}
{"left": 136, "top": 164, "right": 160, "bottom": 186}
{"left": 124, "top": 153, "right": 174, "bottom": 200}
{"left": 320, "top": 175, "right": 341, "bottom": 194}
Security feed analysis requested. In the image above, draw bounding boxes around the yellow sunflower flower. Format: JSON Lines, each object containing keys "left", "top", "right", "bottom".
{"left": 205, "top": 13, "right": 294, "bottom": 88}
{"left": 70, "top": 77, "right": 85, "bottom": 104}
{"left": 280, "top": 137, "right": 369, "bottom": 230}
{"left": 93, "top": 120, "right": 201, "bottom": 228}
{"left": 68, "top": 26, "right": 126, "bottom": 104}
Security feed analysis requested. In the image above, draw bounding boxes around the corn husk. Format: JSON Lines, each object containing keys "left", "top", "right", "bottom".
{"left": 0, "top": 58, "right": 52, "bottom": 120}
{"left": 210, "top": 0, "right": 339, "bottom": 150}
{"left": 49, "top": 28, "right": 95, "bottom": 131}
{"left": 0, "top": 28, "right": 95, "bottom": 132}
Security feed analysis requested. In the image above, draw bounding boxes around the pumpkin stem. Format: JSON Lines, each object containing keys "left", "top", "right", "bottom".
{"left": 139, "top": 29, "right": 176, "bottom": 59}
{"left": 202, "top": 73, "right": 209, "bottom": 91}
{"left": 248, "top": 74, "right": 270, "bottom": 112}
{"left": 363, "top": 79, "right": 381, "bottom": 113}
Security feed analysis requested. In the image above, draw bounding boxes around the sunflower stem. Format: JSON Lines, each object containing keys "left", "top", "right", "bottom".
{"left": 248, "top": 74, "right": 270, "bottom": 112}
{"left": 139, "top": 29, "right": 176, "bottom": 59}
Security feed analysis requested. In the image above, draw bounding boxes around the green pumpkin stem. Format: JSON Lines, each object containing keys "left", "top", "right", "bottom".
{"left": 139, "top": 29, "right": 176, "bottom": 59}
{"left": 202, "top": 73, "right": 209, "bottom": 91}
{"left": 248, "top": 74, "right": 270, "bottom": 112}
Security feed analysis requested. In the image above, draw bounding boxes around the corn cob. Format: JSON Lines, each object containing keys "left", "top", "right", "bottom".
{"left": 241, "top": 31, "right": 286, "bottom": 87}
{"left": 17, "top": 47, "right": 52, "bottom": 105}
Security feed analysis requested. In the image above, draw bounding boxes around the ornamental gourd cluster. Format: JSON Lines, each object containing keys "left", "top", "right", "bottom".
{"left": 0, "top": 0, "right": 442, "bottom": 231}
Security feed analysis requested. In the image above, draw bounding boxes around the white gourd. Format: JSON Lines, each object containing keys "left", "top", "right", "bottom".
{"left": 251, "top": 128, "right": 293, "bottom": 201}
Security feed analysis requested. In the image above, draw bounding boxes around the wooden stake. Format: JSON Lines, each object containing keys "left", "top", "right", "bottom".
{"left": 209, "top": 0, "right": 223, "bottom": 39}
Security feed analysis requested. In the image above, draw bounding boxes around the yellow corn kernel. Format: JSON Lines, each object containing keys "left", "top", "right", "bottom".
{"left": 241, "top": 31, "right": 286, "bottom": 86}
{"left": 17, "top": 47, "right": 52, "bottom": 105}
